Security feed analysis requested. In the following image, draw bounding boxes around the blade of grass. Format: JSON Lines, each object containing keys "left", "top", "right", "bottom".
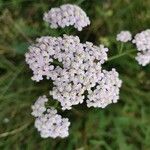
{"left": 0, "top": 63, "right": 25, "bottom": 98}
{"left": 0, "top": 122, "right": 32, "bottom": 138}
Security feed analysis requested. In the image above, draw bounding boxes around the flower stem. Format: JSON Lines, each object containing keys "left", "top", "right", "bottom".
{"left": 119, "top": 43, "right": 124, "bottom": 54}
{"left": 108, "top": 49, "right": 136, "bottom": 62}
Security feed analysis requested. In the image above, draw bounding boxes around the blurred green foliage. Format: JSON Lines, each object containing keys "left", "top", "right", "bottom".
{"left": 0, "top": 0, "right": 150, "bottom": 149}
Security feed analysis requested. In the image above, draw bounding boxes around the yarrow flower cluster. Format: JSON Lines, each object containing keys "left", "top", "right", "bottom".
{"left": 133, "top": 29, "right": 150, "bottom": 66}
{"left": 26, "top": 35, "right": 122, "bottom": 110}
{"left": 116, "top": 31, "right": 132, "bottom": 42}
{"left": 87, "top": 69, "right": 122, "bottom": 108}
{"left": 26, "top": 4, "right": 123, "bottom": 139}
{"left": 31, "top": 95, "right": 70, "bottom": 138}
{"left": 135, "top": 51, "right": 150, "bottom": 66}
{"left": 43, "top": 4, "right": 90, "bottom": 31}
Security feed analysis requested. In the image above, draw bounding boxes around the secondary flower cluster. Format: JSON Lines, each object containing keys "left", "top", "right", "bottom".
{"left": 31, "top": 95, "right": 70, "bottom": 138}
{"left": 116, "top": 31, "right": 132, "bottom": 42}
{"left": 43, "top": 4, "right": 90, "bottom": 31}
{"left": 87, "top": 69, "right": 122, "bottom": 108}
{"left": 133, "top": 29, "right": 150, "bottom": 66}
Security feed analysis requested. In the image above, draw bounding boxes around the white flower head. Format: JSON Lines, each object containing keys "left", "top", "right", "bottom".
{"left": 26, "top": 35, "right": 122, "bottom": 110}
{"left": 135, "top": 51, "right": 150, "bottom": 66}
{"left": 32, "top": 95, "right": 70, "bottom": 138}
{"left": 86, "top": 69, "right": 122, "bottom": 108}
{"left": 43, "top": 4, "right": 90, "bottom": 31}
{"left": 132, "top": 29, "right": 150, "bottom": 51}
{"left": 116, "top": 31, "right": 132, "bottom": 42}
{"left": 133, "top": 29, "right": 150, "bottom": 66}
{"left": 25, "top": 36, "right": 59, "bottom": 82}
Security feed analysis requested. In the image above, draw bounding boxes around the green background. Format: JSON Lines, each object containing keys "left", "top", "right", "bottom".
{"left": 0, "top": 0, "right": 150, "bottom": 149}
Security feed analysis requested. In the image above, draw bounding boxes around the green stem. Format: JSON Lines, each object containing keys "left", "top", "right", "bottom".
{"left": 119, "top": 43, "right": 124, "bottom": 54}
{"left": 108, "top": 49, "right": 136, "bottom": 62}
